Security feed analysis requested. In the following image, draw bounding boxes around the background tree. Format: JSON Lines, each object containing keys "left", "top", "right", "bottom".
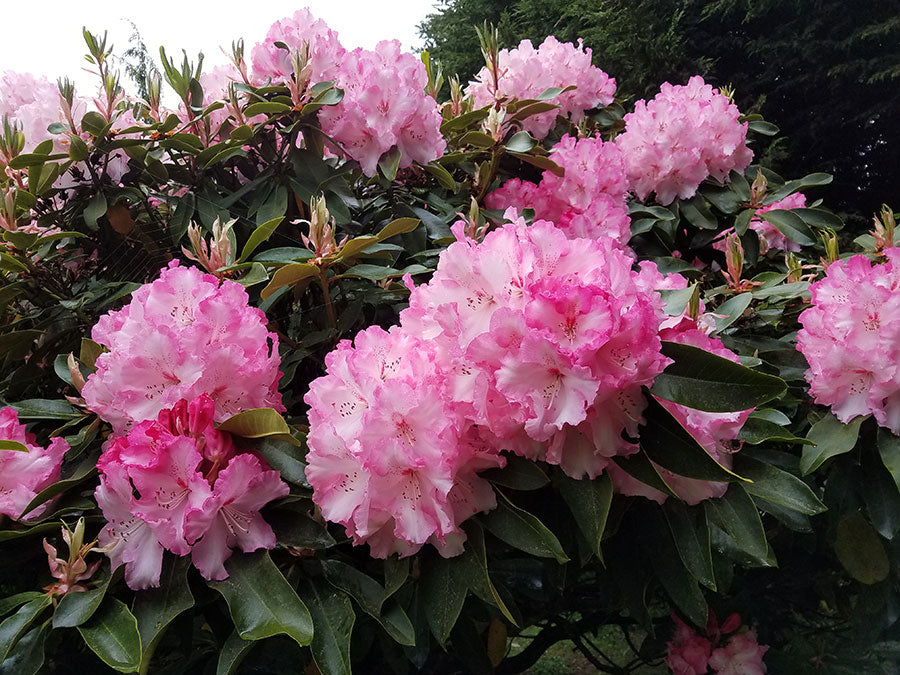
{"left": 420, "top": 0, "right": 900, "bottom": 217}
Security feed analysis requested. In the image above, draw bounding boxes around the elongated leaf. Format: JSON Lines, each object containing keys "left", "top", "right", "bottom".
{"left": 0, "top": 440, "right": 28, "bottom": 452}
{"left": 239, "top": 217, "right": 284, "bottom": 263}
{"left": 732, "top": 455, "right": 826, "bottom": 515}
{"left": 651, "top": 342, "right": 786, "bottom": 412}
{"left": 800, "top": 413, "right": 865, "bottom": 475}
{"left": 481, "top": 495, "right": 569, "bottom": 563}
{"left": 298, "top": 579, "right": 354, "bottom": 675}
{"left": 322, "top": 560, "right": 384, "bottom": 617}
{"left": 504, "top": 131, "right": 536, "bottom": 153}
{"left": 649, "top": 513, "right": 708, "bottom": 626}
{"left": 53, "top": 569, "right": 116, "bottom": 628}
{"left": 375, "top": 217, "right": 420, "bottom": 242}
{"left": 133, "top": 557, "right": 194, "bottom": 668}
{"left": 460, "top": 522, "right": 517, "bottom": 626}
{"left": 663, "top": 500, "right": 715, "bottom": 590}
{"left": 255, "top": 438, "right": 308, "bottom": 487}
{"left": 259, "top": 263, "right": 319, "bottom": 301}
{"left": 760, "top": 209, "right": 816, "bottom": 246}
{"left": 210, "top": 551, "right": 313, "bottom": 647}
{"left": 640, "top": 395, "right": 746, "bottom": 483}
{"left": 834, "top": 512, "right": 889, "bottom": 584}
{"left": 0, "top": 596, "right": 50, "bottom": 661}
{"left": 0, "top": 622, "right": 48, "bottom": 675}
{"left": 861, "top": 449, "right": 900, "bottom": 540}
{"left": 611, "top": 451, "right": 678, "bottom": 498}
{"left": 705, "top": 484, "right": 769, "bottom": 563}
{"left": 244, "top": 101, "right": 292, "bottom": 116}
{"left": 481, "top": 455, "right": 549, "bottom": 491}
{"left": 420, "top": 556, "right": 467, "bottom": 645}
{"left": 216, "top": 631, "right": 255, "bottom": 675}
{"left": 0, "top": 594, "right": 43, "bottom": 619}
{"left": 8, "top": 399, "right": 81, "bottom": 420}
{"left": 712, "top": 293, "right": 753, "bottom": 334}
{"left": 737, "top": 417, "right": 812, "bottom": 445}
{"left": 21, "top": 458, "right": 97, "bottom": 519}
{"left": 77, "top": 598, "right": 141, "bottom": 673}
{"left": 558, "top": 472, "right": 612, "bottom": 558}
{"left": 877, "top": 428, "right": 900, "bottom": 493}
{"left": 216, "top": 408, "right": 299, "bottom": 446}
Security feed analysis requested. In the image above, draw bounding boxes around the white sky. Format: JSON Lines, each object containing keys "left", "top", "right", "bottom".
{"left": 0, "top": 1, "right": 439, "bottom": 94}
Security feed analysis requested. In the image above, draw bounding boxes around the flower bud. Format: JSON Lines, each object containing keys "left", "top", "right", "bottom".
{"left": 820, "top": 228, "right": 839, "bottom": 267}
{"left": 182, "top": 218, "right": 235, "bottom": 277}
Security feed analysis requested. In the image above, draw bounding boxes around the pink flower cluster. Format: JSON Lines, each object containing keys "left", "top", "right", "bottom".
{"left": 667, "top": 612, "right": 768, "bottom": 675}
{"left": 714, "top": 193, "right": 807, "bottom": 255}
{"left": 0, "top": 71, "right": 67, "bottom": 153}
{"left": 0, "top": 407, "right": 68, "bottom": 520}
{"left": 797, "top": 249, "right": 900, "bottom": 432}
{"left": 616, "top": 76, "right": 753, "bottom": 205}
{"left": 318, "top": 40, "right": 446, "bottom": 176}
{"left": 96, "top": 395, "right": 288, "bottom": 588}
{"left": 251, "top": 8, "right": 347, "bottom": 86}
{"left": 304, "top": 325, "right": 503, "bottom": 559}
{"left": 466, "top": 37, "right": 616, "bottom": 138}
{"left": 82, "top": 261, "right": 283, "bottom": 434}
{"left": 485, "top": 134, "right": 631, "bottom": 245}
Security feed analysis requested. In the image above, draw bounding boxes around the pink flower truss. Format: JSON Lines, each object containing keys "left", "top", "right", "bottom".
{"left": 251, "top": 9, "right": 347, "bottom": 85}
{"left": 797, "top": 249, "right": 900, "bottom": 432}
{"left": 0, "top": 407, "right": 68, "bottom": 521}
{"left": 400, "top": 213, "right": 669, "bottom": 479}
{"left": 485, "top": 134, "right": 631, "bottom": 245}
{"left": 82, "top": 261, "right": 283, "bottom": 434}
{"left": 616, "top": 76, "right": 753, "bottom": 205}
{"left": 466, "top": 37, "right": 616, "bottom": 138}
{"left": 304, "top": 325, "right": 503, "bottom": 559}
{"left": 714, "top": 192, "right": 807, "bottom": 255}
{"left": 0, "top": 71, "right": 66, "bottom": 153}
{"left": 708, "top": 631, "right": 769, "bottom": 675}
{"left": 666, "top": 612, "right": 768, "bottom": 675}
{"left": 318, "top": 40, "right": 445, "bottom": 176}
{"left": 666, "top": 614, "right": 712, "bottom": 675}
{"left": 95, "top": 395, "right": 288, "bottom": 588}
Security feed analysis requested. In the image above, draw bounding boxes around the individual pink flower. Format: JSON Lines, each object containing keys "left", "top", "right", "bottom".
{"left": 304, "top": 325, "right": 503, "bottom": 558}
{"left": 486, "top": 134, "right": 631, "bottom": 245}
{"left": 186, "top": 453, "right": 288, "bottom": 580}
{"left": 319, "top": 40, "right": 445, "bottom": 176}
{"left": 709, "top": 631, "right": 769, "bottom": 674}
{"left": 466, "top": 36, "right": 616, "bottom": 138}
{"left": 797, "top": 248, "right": 900, "bottom": 432}
{"left": 617, "top": 76, "right": 753, "bottom": 205}
{"left": 0, "top": 406, "right": 69, "bottom": 521}
{"left": 82, "top": 261, "right": 283, "bottom": 434}
{"left": 96, "top": 395, "right": 288, "bottom": 588}
{"left": 666, "top": 614, "right": 712, "bottom": 675}
{"left": 251, "top": 9, "right": 347, "bottom": 86}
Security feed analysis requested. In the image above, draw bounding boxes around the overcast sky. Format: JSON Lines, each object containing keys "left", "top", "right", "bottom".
{"left": 0, "top": 1, "right": 439, "bottom": 93}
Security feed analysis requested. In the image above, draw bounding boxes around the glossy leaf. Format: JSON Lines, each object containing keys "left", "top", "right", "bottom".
{"left": 216, "top": 408, "right": 300, "bottom": 446}
{"left": 877, "top": 428, "right": 900, "bottom": 493}
{"left": 733, "top": 455, "right": 826, "bottom": 515}
{"left": 298, "top": 579, "right": 354, "bottom": 675}
{"left": 420, "top": 556, "right": 467, "bottom": 645}
{"left": 663, "top": 500, "right": 716, "bottom": 590}
{"left": 705, "top": 484, "right": 769, "bottom": 563}
{"left": 0, "top": 596, "right": 50, "bottom": 661}
{"left": 0, "top": 623, "right": 48, "bottom": 675}
{"left": 53, "top": 569, "right": 116, "bottom": 628}
{"left": 651, "top": 341, "right": 787, "bottom": 412}
{"left": 238, "top": 216, "right": 284, "bottom": 263}
{"left": 210, "top": 551, "right": 313, "bottom": 647}
{"left": 800, "top": 413, "right": 864, "bottom": 475}
{"left": 558, "top": 472, "right": 612, "bottom": 558}
{"left": 481, "top": 455, "right": 549, "bottom": 491}
{"left": 482, "top": 494, "right": 569, "bottom": 563}
{"left": 76, "top": 598, "right": 141, "bottom": 673}
{"left": 133, "top": 557, "right": 194, "bottom": 668}
{"left": 760, "top": 209, "right": 817, "bottom": 246}
{"left": 259, "top": 263, "right": 319, "bottom": 300}
{"left": 460, "top": 522, "right": 518, "bottom": 626}
{"left": 216, "top": 631, "right": 255, "bottom": 675}
{"left": 834, "top": 512, "right": 889, "bottom": 585}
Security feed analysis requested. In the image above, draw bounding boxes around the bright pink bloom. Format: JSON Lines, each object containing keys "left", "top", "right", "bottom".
{"left": 617, "top": 76, "right": 753, "bottom": 205}
{"left": 251, "top": 9, "right": 346, "bottom": 85}
{"left": 304, "top": 325, "right": 503, "bottom": 558}
{"left": 0, "top": 407, "right": 68, "bottom": 521}
{"left": 709, "top": 631, "right": 769, "bottom": 674}
{"left": 187, "top": 453, "right": 288, "bottom": 580}
{"left": 0, "top": 71, "right": 68, "bottom": 153}
{"left": 486, "top": 134, "right": 631, "bottom": 245}
{"left": 96, "top": 395, "right": 287, "bottom": 588}
{"left": 82, "top": 261, "right": 283, "bottom": 433}
{"left": 797, "top": 249, "right": 900, "bottom": 432}
{"left": 319, "top": 40, "right": 445, "bottom": 176}
{"left": 466, "top": 37, "right": 616, "bottom": 138}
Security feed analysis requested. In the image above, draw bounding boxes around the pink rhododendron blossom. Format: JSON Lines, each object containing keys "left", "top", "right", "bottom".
{"left": 466, "top": 37, "right": 616, "bottom": 138}
{"left": 617, "top": 76, "right": 753, "bottom": 205}
{"left": 82, "top": 261, "right": 283, "bottom": 433}
{"left": 666, "top": 612, "right": 768, "bottom": 675}
{"left": 797, "top": 249, "right": 900, "bottom": 432}
{"left": 304, "top": 325, "right": 503, "bottom": 558}
{"left": 251, "top": 9, "right": 346, "bottom": 85}
{"left": 714, "top": 192, "right": 807, "bottom": 254}
{"left": 96, "top": 395, "right": 288, "bottom": 588}
{"left": 0, "top": 71, "right": 67, "bottom": 153}
{"left": 485, "top": 134, "right": 631, "bottom": 245}
{"left": 399, "top": 213, "right": 670, "bottom": 479}
{"left": 708, "top": 631, "right": 769, "bottom": 675}
{"left": 318, "top": 40, "right": 445, "bottom": 176}
{"left": 0, "top": 407, "right": 69, "bottom": 521}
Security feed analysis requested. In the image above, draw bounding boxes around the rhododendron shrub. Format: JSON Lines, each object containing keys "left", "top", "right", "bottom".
{"left": 0, "top": 11, "right": 896, "bottom": 675}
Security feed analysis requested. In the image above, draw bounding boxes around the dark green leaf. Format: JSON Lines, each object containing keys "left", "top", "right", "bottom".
{"left": 760, "top": 209, "right": 817, "bottom": 246}
{"left": 800, "top": 413, "right": 864, "bottom": 475}
{"left": 76, "top": 598, "right": 141, "bottom": 673}
{"left": 133, "top": 557, "right": 194, "bottom": 668}
{"left": 423, "top": 162, "right": 457, "bottom": 191}
{"left": 651, "top": 341, "right": 786, "bottom": 412}
{"left": 481, "top": 454, "right": 549, "bottom": 490}
{"left": 378, "top": 147, "right": 402, "bottom": 182}
{"left": 80, "top": 111, "right": 109, "bottom": 137}
{"left": 663, "top": 500, "right": 715, "bottom": 589}
{"left": 459, "top": 522, "right": 517, "bottom": 626}
{"left": 216, "top": 631, "right": 255, "bottom": 675}
{"left": 612, "top": 451, "right": 678, "bottom": 498}
{"left": 239, "top": 217, "right": 284, "bottom": 263}
{"left": 0, "top": 596, "right": 50, "bottom": 661}
{"left": 53, "top": 570, "right": 115, "bottom": 628}
{"left": 0, "top": 594, "right": 43, "bottom": 619}
{"left": 705, "top": 484, "right": 769, "bottom": 563}
{"left": 732, "top": 455, "right": 826, "bottom": 515}
{"left": 244, "top": 102, "right": 292, "bottom": 117}
{"left": 737, "top": 417, "right": 812, "bottom": 445}
{"left": 260, "top": 263, "right": 319, "bottom": 301}
{"left": 0, "top": 623, "right": 48, "bottom": 675}
{"left": 748, "top": 120, "right": 779, "bottom": 135}
{"left": 255, "top": 438, "right": 308, "bottom": 487}
{"left": 648, "top": 512, "right": 707, "bottom": 626}
{"left": 209, "top": 551, "right": 313, "bottom": 647}
{"left": 834, "top": 512, "right": 889, "bottom": 584}
{"left": 297, "top": 579, "right": 354, "bottom": 675}
{"left": 481, "top": 495, "right": 569, "bottom": 563}
{"left": 712, "top": 293, "right": 753, "bottom": 334}
{"left": 861, "top": 449, "right": 900, "bottom": 540}
{"left": 420, "top": 556, "right": 467, "bottom": 645}
{"left": 558, "top": 472, "right": 612, "bottom": 559}
{"left": 877, "top": 428, "right": 900, "bottom": 493}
